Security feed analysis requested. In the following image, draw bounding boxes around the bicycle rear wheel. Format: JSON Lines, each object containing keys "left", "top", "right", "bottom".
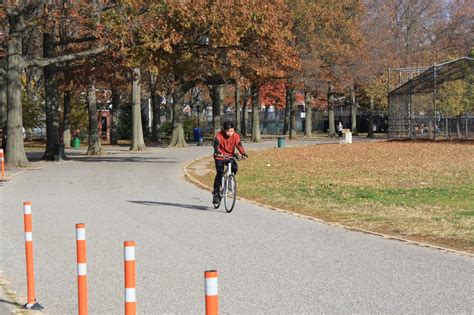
{"left": 224, "top": 174, "right": 237, "bottom": 213}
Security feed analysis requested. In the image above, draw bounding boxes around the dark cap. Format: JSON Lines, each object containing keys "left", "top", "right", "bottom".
{"left": 223, "top": 121, "right": 234, "bottom": 130}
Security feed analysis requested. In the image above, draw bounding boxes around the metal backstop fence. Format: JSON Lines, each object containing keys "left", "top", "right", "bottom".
{"left": 388, "top": 57, "right": 474, "bottom": 140}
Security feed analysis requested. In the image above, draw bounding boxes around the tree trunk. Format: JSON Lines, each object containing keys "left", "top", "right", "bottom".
{"left": 328, "top": 83, "right": 336, "bottom": 137}
{"left": 86, "top": 80, "right": 103, "bottom": 155}
{"left": 212, "top": 85, "right": 224, "bottom": 137}
{"left": 289, "top": 88, "right": 297, "bottom": 140}
{"left": 110, "top": 87, "right": 119, "bottom": 145}
{"left": 43, "top": 32, "right": 61, "bottom": 160}
{"left": 0, "top": 58, "right": 6, "bottom": 127}
{"left": 263, "top": 105, "right": 269, "bottom": 132}
{"left": 456, "top": 116, "right": 461, "bottom": 139}
{"left": 367, "top": 96, "right": 375, "bottom": 138}
{"left": 168, "top": 83, "right": 188, "bottom": 147}
{"left": 149, "top": 72, "right": 161, "bottom": 143}
{"left": 251, "top": 84, "right": 261, "bottom": 142}
{"left": 235, "top": 84, "right": 240, "bottom": 133}
{"left": 241, "top": 87, "right": 250, "bottom": 137}
{"left": 304, "top": 91, "right": 312, "bottom": 137}
{"left": 350, "top": 84, "right": 358, "bottom": 135}
{"left": 63, "top": 91, "right": 71, "bottom": 148}
{"left": 166, "top": 94, "right": 173, "bottom": 123}
{"left": 283, "top": 88, "right": 290, "bottom": 135}
{"left": 445, "top": 117, "right": 449, "bottom": 138}
{"left": 130, "top": 68, "right": 146, "bottom": 151}
{"left": 428, "top": 119, "right": 434, "bottom": 140}
{"left": 5, "top": 10, "right": 28, "bottom": 167}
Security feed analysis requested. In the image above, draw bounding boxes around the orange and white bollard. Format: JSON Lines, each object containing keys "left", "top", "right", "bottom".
{"left": 204, "top": 270, "right": 218, "bottom": 315}
{"left": 76, "top": 223, "right": 88, "bottom": 315}
{"left": 124, "top": 241, "right": 136, "bottom": 315}
{"left": 0, "top": 149, "right": 5, "bottom": 181}
{"left": 22, "top": 202, "right": 43, "bottom": 310}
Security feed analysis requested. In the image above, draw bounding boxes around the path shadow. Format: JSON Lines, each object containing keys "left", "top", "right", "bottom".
{"left": 71, "top": 156, "right": 178, "bottom": 164}
{"left": 0, "top": 299, "right": 23, "bottom": 308}
{"left": 24, "top": 151, "right": 176, "bottom": 164}
{"left": 127, "top": 200, "right": 223, "bottom": 213}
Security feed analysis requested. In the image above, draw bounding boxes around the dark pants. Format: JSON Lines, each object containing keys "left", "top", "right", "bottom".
{"left": 213, "top": 159, "right": 238, "bottom": 194}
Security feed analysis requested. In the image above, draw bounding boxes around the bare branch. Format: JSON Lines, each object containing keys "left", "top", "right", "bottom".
{"left": 19, "top": 0, "right": 47, "bottom": 16}
{"left": 55, "top": 36, "right": 98, "bottom": 47}
{"left": 26, "top": 46, "right": 107, "bottom": 68}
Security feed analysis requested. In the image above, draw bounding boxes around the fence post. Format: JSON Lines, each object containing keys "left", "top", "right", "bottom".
{"left": 23, "top": 202, "right": 43, "bottom": 310}
{"left": 204, "top": 270, "right": 218, "bottom": 315}
{"left": 124, "top": 241, "right": 136, "bottom": 315}
{"left": 76, "top": 223, "right": 88, "bottom": 315}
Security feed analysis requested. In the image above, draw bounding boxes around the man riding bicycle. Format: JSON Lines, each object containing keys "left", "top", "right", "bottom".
{"left": 213, "top": 121, "right": 248, "bottom": 204}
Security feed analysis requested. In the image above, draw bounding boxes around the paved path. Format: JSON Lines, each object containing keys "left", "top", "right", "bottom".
{"left": 0, "top": 139, "right": 473, "bottom": 314}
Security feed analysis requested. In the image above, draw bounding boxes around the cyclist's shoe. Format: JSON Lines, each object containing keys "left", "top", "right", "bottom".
{"left": 212, "top": 193, "right": 221, "bottom": 204}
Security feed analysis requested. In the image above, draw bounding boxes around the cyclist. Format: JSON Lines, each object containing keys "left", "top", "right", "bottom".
{"left": 213, "top": 121, "right": 248, "bottom": 203}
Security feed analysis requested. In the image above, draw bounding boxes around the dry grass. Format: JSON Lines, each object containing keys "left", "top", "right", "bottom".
{"left": 189, "top": 141, "right": 474, "bottom": 253}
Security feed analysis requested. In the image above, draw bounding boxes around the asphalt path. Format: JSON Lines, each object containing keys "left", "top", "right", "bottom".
{"left": 0, "top": 139, "right": 473, "bottom": 314}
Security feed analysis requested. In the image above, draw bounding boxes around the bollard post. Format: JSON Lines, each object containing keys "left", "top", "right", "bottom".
{"left": 76, "top": 224, "right": 88, "bottom": 315}
{"left": 204, "top": 270, "right": 218, "bottom": 315}
{"left": 22, "top": 202, "right": 43, "bottom": 310}
{"left": 0, "top": 149, "right": 5, "bottom": 181}
{"left": 124, "top": 241, "right": 136, "bottom": 315}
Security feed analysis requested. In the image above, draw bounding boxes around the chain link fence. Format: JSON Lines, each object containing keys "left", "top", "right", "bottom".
{"left": 388, "top": 57, "right": 474, "bottom": 140}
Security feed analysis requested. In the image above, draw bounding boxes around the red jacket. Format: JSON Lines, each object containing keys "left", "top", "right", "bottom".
{"left": 213, "top": 131, "right": 246, "bottom": 160}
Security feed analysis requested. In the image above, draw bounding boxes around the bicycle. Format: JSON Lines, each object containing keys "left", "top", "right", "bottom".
{"left": 213, "top": 154, "right": 244, "bottom": 212}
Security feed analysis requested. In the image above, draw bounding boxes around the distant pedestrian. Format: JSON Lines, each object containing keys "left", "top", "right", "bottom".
{"left": 337, "top": 122, "right": 343, "bottom": 137}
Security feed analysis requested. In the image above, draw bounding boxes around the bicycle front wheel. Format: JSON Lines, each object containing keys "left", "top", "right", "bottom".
{"left": 224, "top": 174, "right": 237, "bottom": 213}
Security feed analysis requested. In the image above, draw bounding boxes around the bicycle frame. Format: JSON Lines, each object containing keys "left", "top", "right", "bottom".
{"left": 221, "top": 158, "right": 234, "bottom": 192}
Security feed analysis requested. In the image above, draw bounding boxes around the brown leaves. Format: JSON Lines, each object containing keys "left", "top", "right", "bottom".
{"left": 231, "top": 141, "right": 474, "bottom": 212}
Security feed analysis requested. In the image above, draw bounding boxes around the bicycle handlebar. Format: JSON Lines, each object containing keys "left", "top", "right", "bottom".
{"left": 214, "top": 153, "right": 247, "bottom": 160}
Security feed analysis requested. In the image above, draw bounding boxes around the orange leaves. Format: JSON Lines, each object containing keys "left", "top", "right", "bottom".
{"left": 288, "top": 0, "right": 364, "bottom": 90}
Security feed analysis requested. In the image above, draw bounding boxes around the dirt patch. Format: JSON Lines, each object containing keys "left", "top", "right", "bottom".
{"left": 186, "top": 156, "right": 214, "bottom": 177}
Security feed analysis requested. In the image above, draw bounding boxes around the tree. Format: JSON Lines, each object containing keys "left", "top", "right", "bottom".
{"left": 327, "top": 82, "right": 336, "bottom": 137}
{"left": 149, "top": 72, "right": 162, "bottom": 143}
{"left": 288, "top": 85, "right": 297, "bottom": 140}
{"left": 0, "top": 59, "right": 7, "bottom": 128}
{"left": 110, "top": 86, "right": 120, "bottom": 145}
{"left": 250, "top": 84, "right": 261, "bottom": 142}
{"left": 130, "top": 68, "right": 146, "bottom": 150}
{"left": 2, "top": 1, "right": 106, "bottom": 166}
{"left": 209, "top": 84, "right": 225, "bottom": 137}
{"left": 101, "top": 2, "right": 169, "bottom": 149}
{"left": 169, "top": 80, "right": 192, "bottom": 147}
{"left": 21, "top": 69, "right": 44, "bottom": 132}
{"left": 437, "top": 79, "right": 473, "bottom": 138}
{"left": 241, "top": 87, "right": 250, "bottom": 137}
{"left": 86, "top": 79, "right": 103, "bottom": 155}
{"left": 39, "top": 1, "right": 113, "bottom": 159}
{"left": 286, "top": 0, "right": 364, "bottom": 138}
{"left": 304, "top": 90, "right": 313, "bottom": 137}
{"left": 234, "top": 84, "right": 241, "bottom": 133}
{"left": 361, "top": 0, "right": 473, "bottom": 97}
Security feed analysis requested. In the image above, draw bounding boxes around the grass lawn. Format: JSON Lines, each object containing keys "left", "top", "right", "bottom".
{"left": 189, "top": 141, "right": 474, "bottom": 253}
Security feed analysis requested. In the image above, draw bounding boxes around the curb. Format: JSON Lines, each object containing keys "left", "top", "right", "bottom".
{"left": 183, "top": 156, "right": 473, "bottom": 258}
